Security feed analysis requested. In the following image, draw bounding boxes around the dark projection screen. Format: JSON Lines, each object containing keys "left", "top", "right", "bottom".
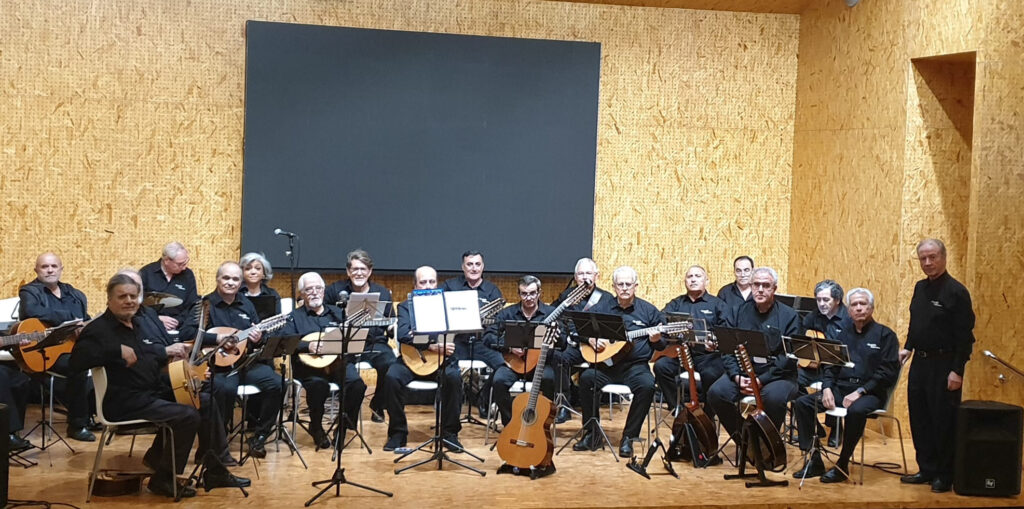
{"left": 242, "top": 21, "right": 601, "bottom": 273}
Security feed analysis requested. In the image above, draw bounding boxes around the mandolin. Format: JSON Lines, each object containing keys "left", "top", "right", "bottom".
{"left": 201, "top": 312, "right": 290, "bottom": 367}
{"left": 579, "top": 321, "right": 694, "bottom": 366}
{"left": 667, "top": 342, "right": 718, "bottom": 462}
{"left": 400, "top": 298, "right": 506, "bottom": 377}
{"left": 297, "top": 307, "right": 379, "bottom": 369}
{"left": 736, "top": 344, "right": 787, "bottom": 472}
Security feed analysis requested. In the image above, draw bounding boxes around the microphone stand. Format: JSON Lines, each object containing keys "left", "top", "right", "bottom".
{"left": 459, "top": 332, "right": 486, "bottom": 427}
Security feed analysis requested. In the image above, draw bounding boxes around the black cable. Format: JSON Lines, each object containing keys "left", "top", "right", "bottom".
{"left": 6, "top": 499, "right": 82, "bottom": 509}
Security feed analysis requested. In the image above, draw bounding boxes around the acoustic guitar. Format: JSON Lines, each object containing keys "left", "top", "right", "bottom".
{"left": 400, "top": 298, "right": 506, "bottom": 377}
{"left": 202, "top": 312, "right": 290, "bottom": 367}
{"left": 736, "top": 344, "right": 787, "bottom": 472}
{"left": 667, "top": 342, "right": 718, "bottom": 462}
{"left": 502, "top": 282, "right": 593, "bottom": 376}
{"left": 170, "top": 301, "right": 210, "bottom": 408}
{"left": 495, "top": 327, "right": 558, "bottom": 470}
{"left": 7, "top": 318, "right": 82, "bottom": 373}
{"left": 579, "top": 321, "right": 694, "bottom": 365}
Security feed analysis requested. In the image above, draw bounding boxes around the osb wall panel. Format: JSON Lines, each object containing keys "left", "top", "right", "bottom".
{"left": 555, "top": 0, "right": 809, "bottom": 14}
{"left": 0, "top": 0, "right": 799, "bottom": 317}
{"left": 904, "top": 0, "right": 982, "bottom": 59}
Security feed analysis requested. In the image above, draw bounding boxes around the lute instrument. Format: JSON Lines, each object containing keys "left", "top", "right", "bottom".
{"left": 579, "top": 321, "right": 694, "bottom": 365}
{"left": 297, "top": 307, "right": 383, "bottom": 369}
{"left": 202, "top": 312, "right": 290, "bottom": 367}
{"left": 667, "top": 342, "right": 718, "bottom": 462}
{"left": 736, "top": 344, "right": 787, "bottom": 472}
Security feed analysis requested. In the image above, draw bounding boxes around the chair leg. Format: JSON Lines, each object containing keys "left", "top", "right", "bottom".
{"left": 128, "top": 435, "right": 136, "bottom": 457}
{"left": 859, "top": 433, "right": 866, "bottom": 485}
{"left": 166, "top": 425, "right": 176, "bottom": 501}
{"left": 87, "top": 426, "right": 111, "bottom": 502}
{"left": 892, "top": 417, "right": 908, "bottom": 474}
{"left": 484, "top": 384, "right": 495, "bottom": 445}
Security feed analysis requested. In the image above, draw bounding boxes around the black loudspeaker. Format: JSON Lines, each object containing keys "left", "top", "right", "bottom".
{"left": 954, "top": 400, "right": 1022, "bottom": 497}
{"left": 1, "top": 403, "right": 9, "bottom": 506}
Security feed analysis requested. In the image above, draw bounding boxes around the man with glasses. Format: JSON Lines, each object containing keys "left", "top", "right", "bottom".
{"left": 573, "top": 266, "right": 665, "bottom": 458}
{"left": 140, "top": 241, "right": 200, "bottom": 332}
{"left": 279, "top": 272, "right": 366, "bottom": 449}
{"left": 485, "top": 276, "right": 572, "bottom": 427}
{"left": 717, "top": 255, "right": 755, "bottom": 311}
{"left": 325, "top": 249, "right": 396, "bottom": 423}
{"left": 553, "top": 258, "right": 614, "bottom": 367}
{"left": 708, "top": 267, "right": 800, "bottom": 446}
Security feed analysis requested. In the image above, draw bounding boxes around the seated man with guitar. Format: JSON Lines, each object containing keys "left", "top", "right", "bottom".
{"left": 179, "top": 262, "right": 285, "bottom": 459}
{"left": 653, "top": 265, "right": 728, "bottom": 418}
{"left": 574, "top": 266, "right": 666, "bottom": 458}
{"left": 801, "top": 279, "right": 849, "bottom": 448}
{"left": 70, "top": 273, "right": 249, "bottom": 498}
{"left": 707, "top": 267, "right": 800, "bottom": 450}
{"left": 139, "top": 242, "right": 200, "bottom": 332}
{"left": 324, "top": 249, "right": 396, "bottom": 424}
{"left": 18, "top": 252, "right": 96, "bottom": 441}
{"left": 485, "top": 275, "right": 571, "bottom": 427}
{"left": 792, "top": 288, "right": 899, "bottom": 483}
{"left": 382, "top": 266, "right": 463, "bottom": 452}
{"left": 552, "top": 257, "right": 614, "bottom": 369}
{"left": 277, "top": 272, "right": 366, "bottom": 449}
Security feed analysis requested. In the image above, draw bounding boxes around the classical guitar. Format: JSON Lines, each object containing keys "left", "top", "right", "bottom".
{"left": 170, "top": 301, "right": 210, "bottom": 408}
{"left": 203, "top": 312, "right": 290, "bottom": 367}
{"left": 579, "top": 321, "right": 694, "bottom": 365}
{"left": 502, "top": 282, "right": 592, "bottom": 376}
{"left": 667, "top": 342, "right": 718, "bottom": 462}
{"left": 400, "top": 298, "right": 506, "bottom": 377}
{"left": 736, "top": 344, "right": 787, "bottom": 471}
{"left": 496, "top": 327, "right": 558, "bottom": 470}
{"left": 7, "top": 318, "right": 83, "bottom": 373}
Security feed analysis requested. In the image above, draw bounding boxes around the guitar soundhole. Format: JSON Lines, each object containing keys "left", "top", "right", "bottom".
{"left": 521, "top": 408, "right": 536, "bottom": 426}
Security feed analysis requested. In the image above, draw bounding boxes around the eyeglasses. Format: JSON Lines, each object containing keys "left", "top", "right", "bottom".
{"left": 303, "top": 285, "right": 325, "bottom": 293}
{"left": 348, "top": 267, "right": 370, "bottom": 274}
{"left": 614, "top": 281, "right": 636, "bottom": 289}
{"left": 519, "top": 290, "right": 539, "bottom": 298}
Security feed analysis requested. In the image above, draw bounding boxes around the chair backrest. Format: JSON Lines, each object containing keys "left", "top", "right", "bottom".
{"left": 877, "top": 363, "right": 905, "bottom": 415}
{"left": 0, "top": 296, "right": 19, "bottom": 321}
{"left": 280, "top": 297, "right": 295, "bottom": 314}
{"left": 91, "top": 367, "right": 111, "bottom": 425}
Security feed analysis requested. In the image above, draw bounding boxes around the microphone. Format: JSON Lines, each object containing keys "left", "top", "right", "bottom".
{"left": 336, "top": 290, "right": 349, "bottom": 308}
{"left": 274, "top": 228, "right": 298, "bottom": 237}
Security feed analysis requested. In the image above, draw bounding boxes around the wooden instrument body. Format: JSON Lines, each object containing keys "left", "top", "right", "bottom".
{"left": 796, "top": 329, "right": 826, "bottom": 370}
{"left": 736, "top": 345, "right": 787, "bottom": 471}
{"left": 496, "top": 392, "right": 554, "bottom": 469}
{"left": 579, "top": 321, "right": 693, "bottom": 366}
{"left": 297, "top": 329, "right": 341, "bottom": 369}
{"left": 169, "top": 360, "right": 208, "bottom": 408}
{"left": 503, "top": 349, "right": 541, "bottom": 376}
{"left": 668, "top": 343, "right": 718, "bottom": 461}
{"left": 204, "top": 326, "right": 248, "bottom": 367}
{"left": 9, "top": 318, "right": 76, "bottom": 373}
{"left": 400, "top": 343, "right": 443, "bottom": 377}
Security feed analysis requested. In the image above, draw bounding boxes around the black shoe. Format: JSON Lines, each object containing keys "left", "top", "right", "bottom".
{"left": 370, "top": 409, "right": 385, "bottom": 423}
{"left": 793, "top": 452, "right": 826, "bottom": 479}
{"left": 820, "top": 466, "right": 849, "bottom": 483}
{"left": 248, "top": 435, "right": 267, "bottom": 459}
{"left": 827, "top": 421, "right": 842, "bottom": 448}
{"left": 900, "top": 472, "right": 933, "bottom": 484}
{"left": 383, "top": 434, "right": 407, "bottom": 452}
{"left": 147, "top": 477, "right": 196, "bottom": 498}
{"left": 443, "top": 434, "right": 465, "bottom": 453}
{"left": 204, "top": 470, "right": 252, "bottom": 490}
{"left": 931, "top": 478, "right": 952, "bottom": 493}
{"left": 618, "top": 439, "right": 634, "bottom": 458}
{"left": 87, "top": 417, "right": 104, "bottom": 432}
{"left": 554, "top": 407, "right": 572, "bottom": 424}
{"left": 219, "top": 452, "right": 239, "bottom": 467}
{"left": 311, "top": 428, "right": 331, "bottom": 450}
{"left": 67, "top": 427, "right": 96, "bottom": 442}
{"left": 9, "top": 433, "right": 31, "bottom": 451}
{"left": 572, "top": 432, "right": 596, "bottom": 452}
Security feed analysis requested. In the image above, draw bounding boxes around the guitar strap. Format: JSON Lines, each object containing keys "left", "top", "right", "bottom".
{"left": 582, "top": 290, "right": 602, "bottom": 311}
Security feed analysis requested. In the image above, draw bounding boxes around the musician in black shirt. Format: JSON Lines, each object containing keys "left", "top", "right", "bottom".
{"left": 139, "top": 242, "right": 200, "bottom": 331}
{"left": 552, "top": 257, "right": 614, "bottom": 367}
{"left": 708, "top": 267, "right": 800, "bottom": 443}
{"left": 277, "top": 272, "right": 365, "bottom": 449}
{"left": 899, "top": 239, "right": 975, "bottom": 493}
{"left": 441, "top": 250, "right": 505, "bottom": 369}
{"left": 18, "top": 252, "right": 95, "bottom": 441}
{"left": 653, "top": 265, "right": 728, "bottom": 416}
{"left": 716, "top": 255, "right": 754, "bottom": 310}
{"left": 69, "top": 274, "right": 248, "bottom": 498}
{"left": 240, "top": 252, "right": 282, "bottom": 316}
{"left": 484, "top": 276, "right": 571, "bottom": 427}
{"left": 573, "top": 266, "right": 665, "bottom": 458}
{"left": 324, "top": 250, "right": 396, "bottom": 423}
{"left": 381, "top": 266, "right": 463, "bottom": 451}
{"left": 792, "top": 288, "right": 899, "bottom": 483}
{"left": 801, "top": 279, "right": 849, "bottom": 446}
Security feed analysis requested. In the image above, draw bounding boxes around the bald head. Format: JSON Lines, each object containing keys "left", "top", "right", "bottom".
{"left": 34, "top": 252, "right": 63, "bottom": 288}
{"left": 414, "top": 266, "right": 438, "bottom": 290}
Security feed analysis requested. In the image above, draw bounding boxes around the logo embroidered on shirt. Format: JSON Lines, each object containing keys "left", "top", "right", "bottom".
{"left": 238, "top": 312, "right": 250, "bottom": 321}
{"left": 867, "top": 343, "right": 880, "bottom": 350}
{"left": 175, "top": 284, "right": 186, "bottom": 291}
{"left": 700, "top": 309, "right": 713, "bottom": 315}
{"left": 931, "top": 300, "right": 943, "bottom": 308}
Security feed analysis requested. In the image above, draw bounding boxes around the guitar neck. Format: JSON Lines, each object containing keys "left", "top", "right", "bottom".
{"left": 2, "top": 330, "right": 46, "bottom": 348}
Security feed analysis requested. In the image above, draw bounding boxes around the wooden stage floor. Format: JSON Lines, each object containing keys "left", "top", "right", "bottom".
{"left": 8, "top": 401, "right": 1023, "bottom": 509}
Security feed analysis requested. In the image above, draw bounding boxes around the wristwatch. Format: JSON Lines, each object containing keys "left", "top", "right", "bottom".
{"left": 856, "top": 387, "right": 866, "bottom": 395}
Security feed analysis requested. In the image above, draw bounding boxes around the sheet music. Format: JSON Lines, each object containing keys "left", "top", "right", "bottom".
{"left": 444, "top": 290, "right": 483, "bottom": 332}
{"left": 412, "top": 291, "right": 447, "bottom": 333}
{"left": 347, "top": 292, "right": 382, "bottom": 318}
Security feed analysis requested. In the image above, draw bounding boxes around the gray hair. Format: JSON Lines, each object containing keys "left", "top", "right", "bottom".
{"left": 751, "top": 267, "right": 778, "bottom": 286}
{"left": 240, "top": 252, "right": 274, "bottom": 281}
{"left": 216, "top": 261, "right": 241, "bottom": 279}
{"left": 518, "top": 275, "right": 542, "bottom": 291}
{"left": 846, "top": 287, "right": 875, "bottom": 307}
{"left": 162, "top": 241, "right": 187, "bottom": 259}
{"left": 612, "top": 266, "right": 638, "bottom": 284}
{"left": 297, "top": 272, "right": 324, "bottom": 292}
{"left": 347, "top": 249, "right": 374, "bottom": 269}
{"left": 106, "top": 273, "right": 141, "bottom": 297}
{"left": 814, "top": 279, "right": 844, "bottom": 301}
{"left": 917, "top": 238, "right": 947, "bottom": 257}
{"left": 574, "top": 257, "right": 598, "bottom": 274}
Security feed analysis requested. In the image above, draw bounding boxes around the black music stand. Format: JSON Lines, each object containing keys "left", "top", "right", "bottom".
{"left": 188, "top": 341, "right": 249, "bottom": 498}
{"left": 23, "top": 322, "right": 81, "bottom": 453}
{"left": 787, "top": 334, "right": 852, "bottom": 488}
{"left": 555, "top": 311, "right": 625, "bottom": 462}
{"left": 321, "top": 327, "right": 374, "bottom": 456}
{"left": 305, "top": 320, "right": 392, "bottom": 506}
{"left": 226, "top": 348, "right": 263, "bottom": 467}
{"left": 258, "top": 334, "right": 308, "bottom": 468}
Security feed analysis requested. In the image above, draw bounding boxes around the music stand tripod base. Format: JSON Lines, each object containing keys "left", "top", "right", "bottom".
{"left": 723, "top": 419, "right": 788, "bottom": 488}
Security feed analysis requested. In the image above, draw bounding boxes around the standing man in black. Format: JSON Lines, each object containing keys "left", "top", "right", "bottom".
{"left": 382, "top": 266, "right": 464, "bottom": 451}
{"left": 792, "top": 288, "right": 899, "bottom": 483}
{"left": 139, "top": 242, "right": 200, "bottom": 332}
{"left": 573, "top": 266, "right": 665, "bottom": 458}
{"left": 653, "top": 265, "right": 728, "bottom": 416}
{"left": 717, "top": 255, "right": 754, "bottom": 311}
{"left": 278, "top": 272, "right": 366, "bottom": 449}
{"left": 18, "top": 252, "right": 95, "bottom": 441}
{"left": 899, "top": 238, "right": 975, "bottom": 493}
{"left": 707, "top": 267, "right": 800, "bottom": 444}
{"left": 70, "top": 273, "right": 248, "bottom": 498}
{"left": 324, "top": 249, "right": 396, "bottom": 424}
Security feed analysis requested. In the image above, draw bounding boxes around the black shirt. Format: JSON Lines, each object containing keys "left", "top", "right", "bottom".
{"left": 139, "top": 260, "right": 200, "bottom": 326}
{"left": 18, "top": 280, "right": 90, "bottom": 326}
{"left": 483, "top": 302, "right": 565, "bottom": 356}
{"left": 906, "top": 271, "right": 975, "bottom": 375}
{"left": 824, "top": 319, "right": 900, "bottom": 398}
{"left": 441, "top": 276, "right": 504, "bottom": 345}
{"left": 717, "top": 282, "right": 752, "bottom": 311}
{"left": 179, "top": 292, "right": 261, "bottom": 346}
{"left": 278, "top": 304, "right": 345, "bottom": 354}
{"left": 723, "top": 298, "right": 800, "bottom": 384}
{"left": 801, "top": 304, "right": 850, "bottom": 342}
{"left": 662, "top": 291, "right": 728, "bottom": 357}
{"left": 135, "top": 305, "right": 177, "bottom": 347}
{"left": 325, "top": 280, "right": 394, "bottom": 344}
{"left": 592, "top": 296, "right": 666, "bottom": 367}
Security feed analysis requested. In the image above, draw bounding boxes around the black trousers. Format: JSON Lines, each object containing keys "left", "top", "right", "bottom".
{"left": 707, "top": 374, "right": 798, "bottom": 439}
{"left": 212, "top": 361, "right": 282, "bottom": 436}
{"left": 491, "top": 363, "right": 567, "bottom": 426}
{"left": 0, "top": 363, "right": 30, "bottom": 433}
{"left": 292, "top": 360, "right": 365, "bottom": 434}
{"left": 652, "top": 353, "right": 724, "bottom": 415}
{"left": 794, "top": 385, "right": 882, "bottom": 466}
{"left": 454, "top": 339, "right": 504, "bottom": 409}
{"left": 579, "top": 362, "right": 655, "bottom": 441}
{"left": 358, "top": 342, "right": 396, "bottom": 414}
{"left": 907, "top": 355, "right": 961, "bottom": 482}
{"left": 49, "top": 354, "right": 93, "bottom": 428}
{"left": 383, "top": 361, "right": 462, "bottom": 439}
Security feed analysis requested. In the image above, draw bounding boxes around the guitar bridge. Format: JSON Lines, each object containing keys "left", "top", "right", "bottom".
{"left": 513, "top": 440, "right": 535, "bottom": 448}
